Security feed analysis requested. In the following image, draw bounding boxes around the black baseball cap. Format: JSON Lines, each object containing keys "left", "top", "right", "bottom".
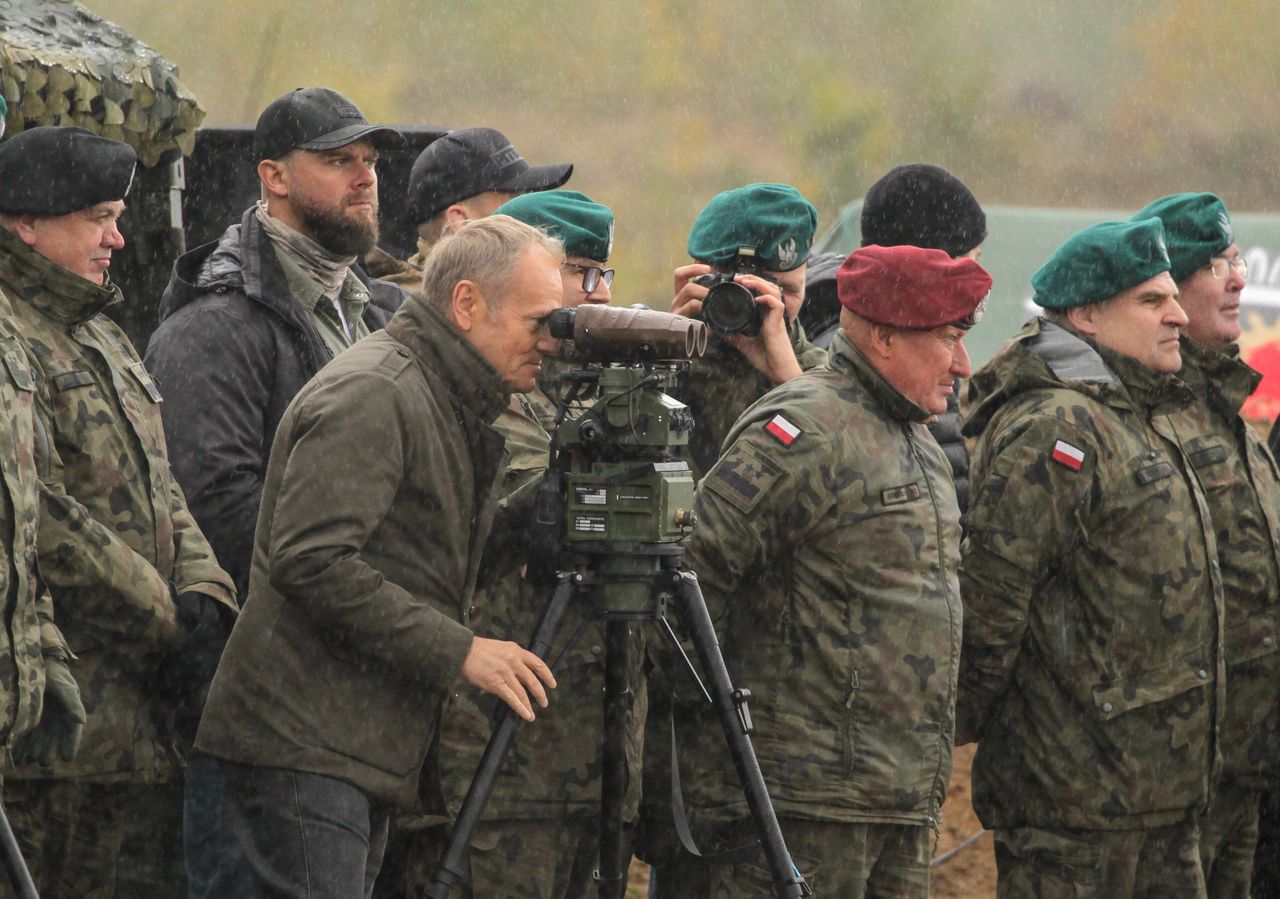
{"left": 254, "top": 87, "right": 406, "bottom": 161}
{"left": 407, "top": 127, "right": 573, "bottom": 222}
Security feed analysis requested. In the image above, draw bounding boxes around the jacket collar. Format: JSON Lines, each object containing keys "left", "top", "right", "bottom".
{"left": 829, "top": 330, "right": 934, "bottom": 423}
{"left": 0, "top": 227, "right": 120, "bottom": 325}
{"left": 384, "top": 295, "right": 509, "bottom": 425}
{"left": 1177, "top": 336, "right": 1259, "bottom": 418}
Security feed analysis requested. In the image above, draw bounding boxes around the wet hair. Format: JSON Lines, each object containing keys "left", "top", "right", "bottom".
{"left": 420, "top": 214, "right": 564, "bottom": 310}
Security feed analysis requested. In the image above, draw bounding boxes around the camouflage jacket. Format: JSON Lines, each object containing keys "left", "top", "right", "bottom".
{"left": 676, "top": 317, "right": 828, "bottom": 479}
{"left": 958, "top": 317, "right": 1224, "bottom": 830}
{"left": 0, "top": 231, "right": 235, "bottom": 783}
{"left": 362, "top": 244, "right": 426, "bottom": 298}
{"left": 0, "top": 292, "right": 70, "bottom": 751}
{"left": 1168, "top": 337, "right": 1280, "bottom": 789}
{"left": 682, "top": 331, "right": 962, "bottom": 826}
{"left": 439, "top": 388, "right": 647, "bottom": 821}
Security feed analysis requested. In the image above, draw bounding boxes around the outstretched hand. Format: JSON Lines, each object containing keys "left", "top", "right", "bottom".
{"left": 460, "top": 637, "right": 557, "bottom": 723}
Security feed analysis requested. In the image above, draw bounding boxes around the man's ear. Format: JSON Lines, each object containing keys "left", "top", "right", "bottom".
{"left": 257, "top": 158, "right": 290, "bottom": 201}
{"left": 451, "top": 280, "right": 483, "bottom": 332}
{"left": 442, "top": 204, "right": 473, "bottom": 235}
{"left": 1066, "top": 303, "right": 1098, "bottom": 337}
{"left": 9, "top": 214, "right": 39, "bottom": 248}
{"left": 867, "top": 322, "right": 896, "bottom": 360}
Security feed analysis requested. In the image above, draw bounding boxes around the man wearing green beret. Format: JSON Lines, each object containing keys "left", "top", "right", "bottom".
{"left": 0, "top": 125, "right": 237, "bottom": 897}
{"left": 1136, "top": 192, "right": 1279, "bottom": 899}
{"left": 957, "top": 218, "right": 1223, "bottom": 898}
{"left": 405, "top": 191, "right": 641, "bottom": 899}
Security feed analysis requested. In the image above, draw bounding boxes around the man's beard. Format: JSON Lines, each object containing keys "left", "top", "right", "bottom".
{"left": 294, "top": 191, "right": 380, "bottom": 257}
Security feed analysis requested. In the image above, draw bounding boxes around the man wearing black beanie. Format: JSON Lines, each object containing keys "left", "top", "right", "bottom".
{"left": 858, "top": 163, "right": 987, "bottom": 514}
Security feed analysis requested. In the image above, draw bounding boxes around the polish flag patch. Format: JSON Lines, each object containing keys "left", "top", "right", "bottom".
{"left": 764, "top": 414, "right": 802, "bottom": 446}
{"left": 1051, "top": 440, "right": 1085, "bottom": 471}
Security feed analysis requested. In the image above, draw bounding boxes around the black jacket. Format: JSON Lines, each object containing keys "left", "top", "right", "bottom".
{"left": 145, "top": 207, "right": 405, "bottom": 596}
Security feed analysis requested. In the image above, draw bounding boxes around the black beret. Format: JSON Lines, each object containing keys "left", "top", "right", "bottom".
{"left": 0, "top": 126, "right": 137, "bottom": 216}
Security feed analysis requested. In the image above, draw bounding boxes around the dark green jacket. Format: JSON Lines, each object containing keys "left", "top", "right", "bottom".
{"left": 197, "top": 296, "right": 506, "bottom": 808}
{"left": 1170, "top": 337, "right": 1280, "bottom": 789}
{"left": 683, "top": 331, "right": 962, "bottom": 826}
{"left": 959, "top": 318, "right": 1224, "bottom": 830}
{"left": 0, "top": 232, "right": 234, "bottom": 783}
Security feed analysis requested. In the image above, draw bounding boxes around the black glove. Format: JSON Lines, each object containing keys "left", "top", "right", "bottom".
{"left": 160, "top": 591, "right": 233, "bottom": 743}
{"left": 12, "top": 656, "right": 85, "bottom": 767}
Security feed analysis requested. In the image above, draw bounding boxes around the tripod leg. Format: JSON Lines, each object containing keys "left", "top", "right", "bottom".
{"left": 423, "top": 574, "right": 577, "bottom": 899}
{"left": 673, "top": 570, "right": 811, "bottom": 898}
{"left": 0, "top": 799, "right": 38, "bottom": 899}
{"left": 595, "top": 618, "right": 631, "bottom": 899}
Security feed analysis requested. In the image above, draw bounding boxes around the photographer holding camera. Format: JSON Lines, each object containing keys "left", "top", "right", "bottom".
{"left": 670, "top": 182, "right": 828, "bottom": 479}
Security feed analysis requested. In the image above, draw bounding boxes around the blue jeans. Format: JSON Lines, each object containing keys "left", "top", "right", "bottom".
{"left": 222, "top": 760, "right": 390, "bottom": 899}
{"left": 185, "top": 748, "right": 254, "bottom": 898}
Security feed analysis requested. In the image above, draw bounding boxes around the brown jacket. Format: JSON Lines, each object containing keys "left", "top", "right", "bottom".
{"left": 196, "top": 295, "right": 509, "bottom": 807}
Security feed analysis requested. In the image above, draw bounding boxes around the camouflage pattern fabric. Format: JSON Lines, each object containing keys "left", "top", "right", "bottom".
{"left": 0, "top": 778, "right": 184, "bottom": 899}
{"left": 681, "top": 330, "right": 961, "bottom": 830}
{"left": 0, "top": 0, "right": 204, "bottom": 166}
{"left": 959, "top": 317, "right": 1224, "bottom": 831}
{"left": 707, "top": 818, "right": 930, "bottom": 899}
{"left": 675, "top": 316, "right": 827, "bottom": 479}
{"left": 992, "top": 822, "right": 1206, "bottom": 899}
{"left": 405, "top": 818, "right": 610, "bottom": 899}
{"left": 436, "top": 389, "right": 646, "bottom": 821}
{"left": 0, "top": 290, "right": 69, "bottom": 754}
{"left": 1197, "top": 780, "right": 1260, "bottom": 899}
{"left": 0, "top": 228, "right": 234, "bottom": 784}
{"left": 362, "top": 246, "right": 425, "bottom": 299}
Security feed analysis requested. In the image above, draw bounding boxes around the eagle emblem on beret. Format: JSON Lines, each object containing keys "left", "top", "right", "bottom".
{"left": 776, "top": 237, "right": 798, "bottom": 270}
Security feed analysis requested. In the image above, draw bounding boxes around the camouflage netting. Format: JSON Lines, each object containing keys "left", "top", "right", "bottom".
{"left": 0, "top": 0, "right": 204, "bottom": 167}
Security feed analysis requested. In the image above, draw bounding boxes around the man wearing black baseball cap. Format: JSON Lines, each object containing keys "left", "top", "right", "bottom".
{"left": 364, "top": 127, "right": 572, "bottom": 293}
{"left": 145, "top": 86, "right": 409, "bottom": 899}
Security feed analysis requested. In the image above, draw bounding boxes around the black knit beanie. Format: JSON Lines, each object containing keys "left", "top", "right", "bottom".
{"left": 860, "top": 164, "right": 987, "bottom": 258}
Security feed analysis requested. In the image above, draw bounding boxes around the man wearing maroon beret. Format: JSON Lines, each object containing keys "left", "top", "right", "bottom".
{"left": 679, "top": 245, "right": 990, "bottom": 896}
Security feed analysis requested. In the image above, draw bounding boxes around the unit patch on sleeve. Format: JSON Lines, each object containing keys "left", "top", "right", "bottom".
{"left": 764, "top": 414, "right": 801, "bottom": 446}
{"left": 704, "top": 445, "right": 785, "bottom": 514}
{"left": 1050, "top": 439, "right": 1085, "bottom": 471}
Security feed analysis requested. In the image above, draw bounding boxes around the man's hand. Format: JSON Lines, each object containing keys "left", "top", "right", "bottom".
{"left": 460, "top": 637, "right": 557, "bottom": 723}
{"left": 12, "top": 656, "right": 85, "bottom": 767}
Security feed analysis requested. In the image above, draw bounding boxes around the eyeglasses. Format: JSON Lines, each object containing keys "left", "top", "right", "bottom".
{"left": 1208, "top": 254, "right": 1247, "bottom": 280}
{"left": 564, "top": 263, "right": 615, "bottom": 294}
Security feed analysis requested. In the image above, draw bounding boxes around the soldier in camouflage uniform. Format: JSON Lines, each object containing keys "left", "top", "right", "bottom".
{"left": 0, "top": 126, "right": 236, "bottom": 899}
{"left": 641, "top": 184, "right": 827, "bottom": 897}
{"left": 363, "top": 128, "right": 572, "bottom": 294}
{"left": 679, "top": 245, "right": 991, "bottom": 897}
{"left": 958, "top": 218, "right": 1225, "bottom": 899}
{"left": 403, "top": 190, "right": 641, "bottom": 899}
{"left": 1135, "top": 193, "right": 1280, "bottom": 899}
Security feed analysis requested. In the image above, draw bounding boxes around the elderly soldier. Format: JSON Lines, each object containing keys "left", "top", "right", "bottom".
{"left": 404, "top": 189, "right": 632, "bottom": 899}
{"left": 144, "top": 86, "right": 407, "bottom": 899}
{"left": 197, "top": 216, "right": 563, "bottom": 899}
{"left": 1136, "top": 193, "right": 1280, "bottom": 899}
{"left": 958, "top": 218, "right": 1224, "bottom": 898}
{"left": 679, "top": 245, "right": 990, "bottom": 896}
{"left": 0, "top": 126, "right": 236, "bottom": 898}
{"left": 364, "top": 127, "right": 572, "bottom": 293}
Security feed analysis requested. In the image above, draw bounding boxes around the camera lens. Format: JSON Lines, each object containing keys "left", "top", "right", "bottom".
{"left": 702, "top": 281, "right": 762, "bottom": 337}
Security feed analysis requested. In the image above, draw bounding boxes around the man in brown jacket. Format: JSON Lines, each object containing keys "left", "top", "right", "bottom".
{"left": 196, "top": 215, "right": 563, "bottom": 899}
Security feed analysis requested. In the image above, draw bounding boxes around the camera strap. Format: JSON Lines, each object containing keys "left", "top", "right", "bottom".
{"left": 667, "top": 705, "right": 761, "bottom": 865}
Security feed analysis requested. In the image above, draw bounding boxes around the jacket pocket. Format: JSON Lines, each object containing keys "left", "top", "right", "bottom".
{"left": 1091, "top": 655, "right": 1210, "bottom": 721}
{"left": 1225, "top": 615, "right": 1278, "bottom": 667}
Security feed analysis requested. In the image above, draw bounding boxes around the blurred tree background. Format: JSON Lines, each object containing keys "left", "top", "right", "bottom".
{"left": 90, "top": 0, "right": 1280, "bottom": 302}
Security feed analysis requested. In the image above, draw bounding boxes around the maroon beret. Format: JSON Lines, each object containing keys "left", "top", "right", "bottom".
{"left": 837, "top": 245, "right": 993, "bottom": 329}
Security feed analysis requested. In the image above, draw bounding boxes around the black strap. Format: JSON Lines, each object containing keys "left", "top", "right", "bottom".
{"left": 667, "top": 703, "right": 760, "bottom": 865}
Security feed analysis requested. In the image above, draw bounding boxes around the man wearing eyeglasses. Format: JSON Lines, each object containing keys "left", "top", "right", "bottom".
{"left": 363, "top": 127, "right": 572, "bottom": 296}
{"left": 397, "top": 191, "right": 631, "bottom": 899}
{"left": 1137, "top": 193, "right": 1279, "bottom": 899}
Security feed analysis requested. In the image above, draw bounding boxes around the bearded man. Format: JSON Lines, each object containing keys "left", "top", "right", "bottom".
{"left": 144, "top": 86, "right": 408, "bottom": 899}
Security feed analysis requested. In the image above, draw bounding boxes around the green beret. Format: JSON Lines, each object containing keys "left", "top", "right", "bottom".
{"left": 686, "top": 183, "right": 818, "bottom": 272}
{"left": 494, "top": 190, "right": 614, "bottom": 261}
{"left": 0, "top": 126, "right": 136, "bottom": 216}
{"left": 1132, "top": 192, "right": 1233, "bottom": 283}
{"left": 1032, "top": 218, "right": 1171, "bottom": 311}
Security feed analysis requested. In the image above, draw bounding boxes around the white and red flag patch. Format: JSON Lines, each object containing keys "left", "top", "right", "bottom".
{"left": 764, "top": 414, "right": 801, "bottom": 446}
{"left": 1051, "top": 440, "right": 1085, "bottom": 471}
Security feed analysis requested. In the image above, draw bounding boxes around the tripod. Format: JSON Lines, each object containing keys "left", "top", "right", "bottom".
{"left": 423, "top": 540, "right": 810, "bottom": 899}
